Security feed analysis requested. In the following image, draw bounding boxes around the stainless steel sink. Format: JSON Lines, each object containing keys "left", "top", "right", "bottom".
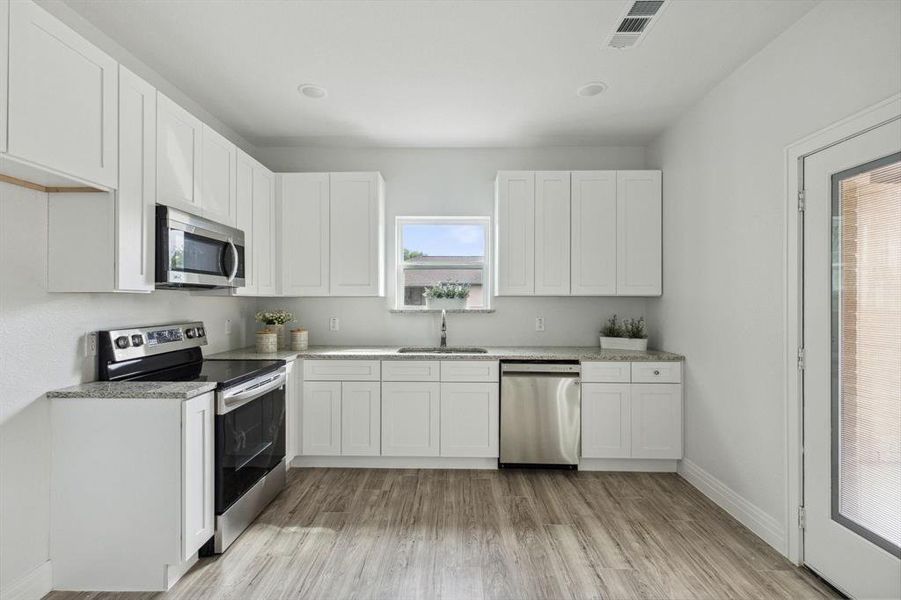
{"left": 397, "top": 346, "right": 488, "bottom": 354}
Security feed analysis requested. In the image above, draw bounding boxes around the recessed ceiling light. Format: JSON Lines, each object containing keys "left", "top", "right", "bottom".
{"left": 577, "top": 82, "right": 607, "bottom": 97}
{"left": 297, "top": 84, "right": 327, "bottom": 99}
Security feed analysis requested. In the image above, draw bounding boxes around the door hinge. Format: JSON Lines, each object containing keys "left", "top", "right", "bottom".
{"left": 798, "top": 189, "right": 806, "bottom": 213}
{"left": 798, "top": 505, "right": 806, "bottom": 529}
{"left": 797, "top": 347, "right": 806, "bottom": 371}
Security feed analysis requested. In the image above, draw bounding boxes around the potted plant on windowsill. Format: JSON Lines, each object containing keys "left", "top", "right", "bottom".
{"left": 599, "top": 315, "right": 648, "bottom": 351}
{"left": 423, "top": 281, "right": 470, "bottom": 310}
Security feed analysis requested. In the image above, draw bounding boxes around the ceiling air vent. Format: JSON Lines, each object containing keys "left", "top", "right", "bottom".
{"left": 606, "top": 0, "right": 666, "bottom": 49}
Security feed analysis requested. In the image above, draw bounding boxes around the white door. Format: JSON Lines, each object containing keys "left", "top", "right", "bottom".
{"left": 329, "top": 172, "right": 384, "bottom": 296}
{"left": 495, "top": 171, "right": 535, "bottom": 295}
{"left": 116, "top": 66, "right": 156, "bottom": 292}
{"left": 254, "top": 165, "right": 279, "bottom": 296}
{"left": 630, "top": 383, "right": 682, "bottom": 459}
{"left": 302, "top": 381, "right": 341, "bottom": 455}
{"left": 581, "top": 383, "right": 631, "bottom": 458}
{"left": 341, "top": 382, "right": 381, "bottom": 456}
{"left": 381, "top": 382, "right": 440, "bottom": 456}
{"left": 156, "top": 93, "right": 203, "bottom": 214}
{"left": 616, "top": 171, "right": 662, "bottom": 296}
{"left": 440, "top": 383, "right": 499, "bottom": 458}
{"left": 280, "top": 173, "right": 330, "bottom": 296}
{"left": 181, "top": 392, "right": 214, "bottom": 560}
{"left": 571, "top": 171, "right": 617, "bottom": 295}
{"left": 200, "top": 125, "right": 237, "bottom": 226}
{"left": 234, "top": 151, "right": 256, "bottom": 295}
{"left": 802, "top": 118, "right": 900, "bottom": 599}
{"left": 534, "top": 171, "right": 571, "bottom": 295}
{"left": 7, "top": 0, "right": 117, "bottom": 188}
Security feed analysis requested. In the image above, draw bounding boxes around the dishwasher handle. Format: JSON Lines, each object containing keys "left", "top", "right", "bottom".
{"left": 501, "top": 363, "right": 580, "bottom": 375}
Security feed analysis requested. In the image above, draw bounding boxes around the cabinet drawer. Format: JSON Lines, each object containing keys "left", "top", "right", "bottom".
{"left": 303, "top": 360, "right": 381, "bottom": 381}
{"left": 631, "top": 362, "right": 682, "bottom": 384}
{"left": 440, "top": 361, "right": 499, "bottom": 382}
{"left": 381, "top": 360, "right": 440, "bottom": 381}
{"left": 581, "top": 361, "right": 631, "bottom": 383}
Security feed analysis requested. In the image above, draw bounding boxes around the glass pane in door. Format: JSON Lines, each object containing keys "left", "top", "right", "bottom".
{"left": 831, "top": 154, "right": 901, "bottom": 555}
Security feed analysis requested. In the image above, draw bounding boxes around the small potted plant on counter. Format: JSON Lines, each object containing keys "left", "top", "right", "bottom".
{"left": 423, "top": 281, "right": 470, "bottom": 310}
{"left": 599, "top": 315, "right": 648, "bottom": 351}
{"left": 255, "top": 309, "right": 295, "bottom": 350}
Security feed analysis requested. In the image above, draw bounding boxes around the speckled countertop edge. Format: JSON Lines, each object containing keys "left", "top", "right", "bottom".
{"left": 207, "top": 346, "right": 683, "bottom": 362}
{"left": 47, "top": 380, "right": 218, "bottom": 400}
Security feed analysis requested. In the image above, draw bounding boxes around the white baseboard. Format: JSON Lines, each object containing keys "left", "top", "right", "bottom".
{"left": 291, "top": 456, "right": 498, "bottom": 470}
{"left": 0, "top": 561, "right": 52, "bottom": 600}
{"left": 580, "top": 458, "right": 677, "bottom": 472}
{"left": 678, "top": 458, "right": 786, "bottom": 555}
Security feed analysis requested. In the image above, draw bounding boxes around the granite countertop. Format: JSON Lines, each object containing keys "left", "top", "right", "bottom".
{"left": 207, "top": 346, "right": 683, "bottom": 362}
{"left": 47, "top": 381, "right": 217, "bottom": 400}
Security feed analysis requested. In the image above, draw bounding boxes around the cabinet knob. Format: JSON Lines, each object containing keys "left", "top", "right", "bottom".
{"left": 653, "top": 369, "right": 660, "bottom": 375}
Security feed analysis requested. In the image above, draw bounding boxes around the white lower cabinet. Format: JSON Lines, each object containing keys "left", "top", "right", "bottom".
{"left": 302, "top": 381, "right": 341, "bottom": 455}
{"left": 581, "top": 383, "right": 631, "bottom": 458}
{"left": 440, "top": 383, "right": 498, "bottom": 457}
{"left": 341, "top": 381, "right": 381, "bottom": 456}
{"left": 630, "top": 383, "right": 682, "bottom": 459}
{"left": 181, "top": 392, "right": 215, "bottom": 560}
{"left": 381, "top": 381, "right": 441, "bottom": 456}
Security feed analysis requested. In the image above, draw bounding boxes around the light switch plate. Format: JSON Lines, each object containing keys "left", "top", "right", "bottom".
{"left": 84, "top": 331, "right": 97, "bottom": 357}
{"left": 329, "top": 317, "right": 340, "bottom": 332}
{"left": 225, "top": 319, "right": 232, "bottom": 335}
{"left": 535, "top": 316, "right": 545, "bottom": 332}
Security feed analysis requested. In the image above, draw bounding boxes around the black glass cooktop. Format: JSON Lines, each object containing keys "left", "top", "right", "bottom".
{"left": 132, "top": 359, "right": 285, "bottom": 390}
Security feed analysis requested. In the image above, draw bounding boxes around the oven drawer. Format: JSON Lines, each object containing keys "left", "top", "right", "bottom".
{"left": 303, "top": 360, "right": 381, "bottom": 381}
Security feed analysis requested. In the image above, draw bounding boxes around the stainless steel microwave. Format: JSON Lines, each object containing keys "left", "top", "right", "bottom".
{"left": 155, "top": 205, "right": 246, "bottom": 289}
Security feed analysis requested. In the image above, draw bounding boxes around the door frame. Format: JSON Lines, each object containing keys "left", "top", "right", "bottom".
{"left": 783, "top": 94, "right": 901, "bottom": 565}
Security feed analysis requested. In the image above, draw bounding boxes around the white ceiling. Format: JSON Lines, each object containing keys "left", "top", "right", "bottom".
{"left": 60, "top": 0, "right": 815, "bottom": 148}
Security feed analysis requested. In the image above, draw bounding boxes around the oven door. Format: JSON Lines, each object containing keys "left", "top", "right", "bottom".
{"left": 214, "top": 371, "right": 286, "bottom": 514}
{"left": 156, "top": 205, "right": 245, "bottom": 288}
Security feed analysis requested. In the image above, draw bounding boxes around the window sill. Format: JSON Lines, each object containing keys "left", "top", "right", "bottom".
{"left": 390, "top": 308, "right": 495, "bottom": 314}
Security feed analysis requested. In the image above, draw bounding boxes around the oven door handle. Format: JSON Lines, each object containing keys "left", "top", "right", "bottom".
{"left": 226, "top": 238, "right": 239, "bottom": 283}
{"left": 219, "top": 370, "right": 286, "bottom": 415}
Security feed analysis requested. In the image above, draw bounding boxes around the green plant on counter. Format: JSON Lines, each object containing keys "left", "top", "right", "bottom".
{"left": 423, "top": 281, "right": 471, "bottom": 299}
{"left": 600, "top": 315, "right": 624, "bottom": 337}
{"left": 600, "top": 315, "right": 647, "bottom": 339}
{"left": 255, "top": 310, "right": 295, "bottom": 325}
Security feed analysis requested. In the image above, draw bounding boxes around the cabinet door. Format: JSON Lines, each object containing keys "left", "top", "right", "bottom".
{"left": 381, "top": 382, "right": 440, "bottom": 456}
{"left": 534, "top": 171, "right": 571, "bottom": 295}
{"left": 1, "top": 0, "right": 8, "bottom": 153}
{"left": 495, "top": 171, "right": 535, "bottom": 295}
{"left": 630, "top": 383, "right": 682, "bottom": 459}
{"left": 280, "top": 173, "right": 330, "bottom": 296}
{"left": 581, "top": 383, "right": 631, "bottom": 458}
{"left": 233, "top": 151, "right": 256, "bottom": 295}
{"left": 156, "top": 93, "right": 202, "bottom": 214}
{"left": 571, "top": 171, "right": 617, "bottom": 295}
{"left": 329, "top": 172, "right": 384, "bottom": 296}
{"left": 200, "top": 125, "right": 237, "bottom": 226}
{"left": 116, "top": 66, "right": 156, "bottom": 292}
{"left": 440, "top": 383, "right": 498, "bottom": 458}
{"left": 302, "top": 381, "right": 341, "bottom": 455}
{"left": 341, "top": 382, "right": 381, "bottom": 456}
{"left": 7, "top": 0, "right": 117, "bottom": 188}
{"left": 616, "top": 171, "right": 662, "bottom": 296}
{"left": 182, "top": 392, "right": 214, "bottom": 560}
{"left": 254, "top": 165, "right": 279, "bottom": 295}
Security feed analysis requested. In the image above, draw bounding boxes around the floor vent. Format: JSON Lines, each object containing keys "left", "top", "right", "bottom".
{"left": 607, "top": 0, "right": 666, "bottom": 49}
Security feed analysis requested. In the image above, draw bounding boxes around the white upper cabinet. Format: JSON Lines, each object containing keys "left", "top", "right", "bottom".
{"left": 571, "top": 171, "right": 617, "bottom": 295}
{"left": 1, "top": 0, "right": 9, "bottom": 153}
{"left": 233, "top": 151, "right": 256, "bottom": 295}
{"left": 279, "top": 173, "right": 330, "bottom": 296}
{"left": 116, "top": 66, "right": 156, "bottom": 292}
{"left": 495, "top": 171, "right": 535, "bottom": 295}
{"left": 617, "top": 170, "right": 662, "bottom": 296}
{"left": 200, "top": 125, "right": 237, "bottom": 226}
{"left": 253, "top": 165, "right": 278, "bottom": 296}
{"left": 156, "top": 93, "right": 202, "bottom": 214}
{"left": 7, "top": 0, "right": 117, "bottom": 188}
{"left": 329, "top": 172, "right": 385, "bottom": 296}
{"left": 534, "top": 171, "right": 571, "bottom": 296}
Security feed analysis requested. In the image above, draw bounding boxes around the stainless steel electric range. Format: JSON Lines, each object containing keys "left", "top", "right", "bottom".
{"left": 98, "top": 321, "right": 287, "bottom": 554}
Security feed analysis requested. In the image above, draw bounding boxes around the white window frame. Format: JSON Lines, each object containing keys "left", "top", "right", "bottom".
{"left": 394, "top": 216, "right": 492, "bottom": 310}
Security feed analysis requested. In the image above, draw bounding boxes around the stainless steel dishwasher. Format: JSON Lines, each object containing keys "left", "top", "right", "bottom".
{"left": 499, "top": 362, "right": 581, "bottom": 468}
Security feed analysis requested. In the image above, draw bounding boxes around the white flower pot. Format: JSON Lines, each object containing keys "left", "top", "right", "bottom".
{"left": 426, "top": 297, "right": 467, "bottom": 310}
{"left": 599, "top": 336, "right": 648, "bottom": 351}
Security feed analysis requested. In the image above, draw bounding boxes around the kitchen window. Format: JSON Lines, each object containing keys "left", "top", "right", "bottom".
{"left": 395, "top": 216, "right": 491, "bottom": 310}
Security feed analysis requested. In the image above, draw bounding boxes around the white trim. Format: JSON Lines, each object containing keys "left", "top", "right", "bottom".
{"left": 290, "top": 455, "right": 498, "bottom": 470}
{"left": 679, "top": 459, "right": 786, "bottom": 554}
{"left": 783, "top": 94, "right": 901, "bottom": 565}
{"left": 579, "top": 458, "right": 677, "bottom": 472}
{"left": 0, "top": 561, "right": 52, "bottom": 600}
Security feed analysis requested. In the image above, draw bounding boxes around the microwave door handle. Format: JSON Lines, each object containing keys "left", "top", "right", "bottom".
{"left": 226, "top": 238, "right": 239, "bottom": 282}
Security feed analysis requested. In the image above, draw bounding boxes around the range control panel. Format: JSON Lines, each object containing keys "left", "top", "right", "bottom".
{"left": 100, "top": 321, "right": 207, "bottom": 362}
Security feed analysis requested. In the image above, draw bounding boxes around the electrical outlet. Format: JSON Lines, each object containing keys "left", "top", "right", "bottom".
{"left": 535, "top": 316, "right": 545, "bottom": 332}
{"left": 329, "top": 317, "right": 340, "bottom": 332}
{"left": 225, "top": 319, "right": 232, "bottom": 335}
{"left": 84, "top": 331, "right": 97, "bottom": 357}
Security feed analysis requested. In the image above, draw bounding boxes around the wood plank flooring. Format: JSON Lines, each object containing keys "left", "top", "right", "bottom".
{"left": 47, "top": 468, "right": 839, "bottom": 600}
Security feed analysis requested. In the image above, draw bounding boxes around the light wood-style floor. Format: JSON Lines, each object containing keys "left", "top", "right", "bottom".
{"left": 48, "top": 468, "right": 839, "bottom": 600}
